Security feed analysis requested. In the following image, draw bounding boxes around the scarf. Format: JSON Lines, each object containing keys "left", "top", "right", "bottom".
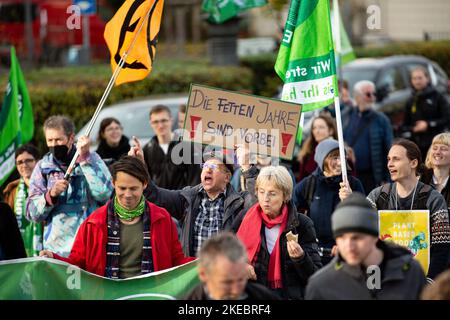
{"left": 105, "top": 199, "right": 153, "bottom": 279}
{"left": 96, "top": 136, "right": 131, "bottom": 161}
{"left": 114, "top": 195, "right": 145, "bottom": 220}
{"left": 237, "top": 203, "right": 288, "bottom": 289}
{"left": 14, "top": 179, "right": 43, "bottom": 257}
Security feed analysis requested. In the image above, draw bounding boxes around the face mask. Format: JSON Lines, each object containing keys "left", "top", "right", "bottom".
{"left": 49, "top": 145, "right": 69, "bottom": 162}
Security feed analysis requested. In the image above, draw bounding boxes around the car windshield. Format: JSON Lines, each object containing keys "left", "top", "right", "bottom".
{"left": 342, "top": 68, "right": 378, "bottom": 95}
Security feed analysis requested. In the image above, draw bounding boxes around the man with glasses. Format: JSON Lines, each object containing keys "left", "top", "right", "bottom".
{"left": 143, "top": 104, "right": 196, "bottom": 189}
{"left": 131, "top": 141, "right": 258, "bottom": 257}
{"left": 3, "top": 144, "right": 43, "bottom": 257}
{"left": 343, "top": 80, "right": 394, "bottom": 194}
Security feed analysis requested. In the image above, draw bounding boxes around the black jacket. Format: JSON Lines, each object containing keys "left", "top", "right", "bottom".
{"left": 421, "top": 168, "right": 450, "bottom": 209}
{"left": 184, "top": 281, "right": 280, "bottom": 300}
{"left": 96, "top": 135, "right": 130, "bottom": 163}
{"left": 143, "top": 136, "right": 196, "bottom": 190}
{"left": 403, "top": 85, "right": 450, "bottom": 153}
{"left": 144, "top": 166, "right": 259, "bottom": 257}
{"left": 0, "top": 202, "right": 26, "bottom": 260}
{"left": 250, "top": 202, "right": 322, "bottom": 300}
{"left": 305, "top": 240, "right": 427, "bottom": 300}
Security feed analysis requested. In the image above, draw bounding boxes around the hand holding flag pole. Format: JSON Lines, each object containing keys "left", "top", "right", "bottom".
{"left": 64, "top": 0, "right": 162, "bottom": 180}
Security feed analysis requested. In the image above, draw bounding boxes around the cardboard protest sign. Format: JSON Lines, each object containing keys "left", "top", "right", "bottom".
{"left": 379, "top": 210, "right": 430, "bottom": 275}
{"left": 184, "top": 84, "right": 302, "bottom": 160}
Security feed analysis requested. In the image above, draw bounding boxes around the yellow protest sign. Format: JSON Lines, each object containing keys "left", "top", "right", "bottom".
{"left": 378, "top": 210, "right": 429, "bottom": 275}
{"left": 184, "top": 84, "right": 302, "bottom": 160}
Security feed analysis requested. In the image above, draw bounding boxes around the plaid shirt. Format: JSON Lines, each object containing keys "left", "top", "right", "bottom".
{"left": 193, "top": 188, "right": 226, "bottom": 256}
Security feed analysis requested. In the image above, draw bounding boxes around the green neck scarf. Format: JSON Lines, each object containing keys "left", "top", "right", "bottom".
{"left": 114, "top": 195, "right": 145, "bottom": 221}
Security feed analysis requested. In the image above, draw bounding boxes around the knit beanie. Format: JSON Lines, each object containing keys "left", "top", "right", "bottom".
{"left": 314, "top": 138, "right": 339, "bottom": 171}
{"left": 332, "top": 192, "right": 379, "bottom": 238}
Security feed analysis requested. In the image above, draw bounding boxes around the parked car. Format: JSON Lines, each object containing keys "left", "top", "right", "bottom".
{"left": 342, "top": 55, "right": 449, "bottom": 134}
{"left": 299, "top": 55, "right": 449, "bottom": 140}
{"left": 76, "top": 94, "right": 188, "bottom": 150}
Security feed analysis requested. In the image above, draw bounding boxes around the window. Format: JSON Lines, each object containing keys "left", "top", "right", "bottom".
{"left": 379, "top": 67, "right": 406, "bottom": 93}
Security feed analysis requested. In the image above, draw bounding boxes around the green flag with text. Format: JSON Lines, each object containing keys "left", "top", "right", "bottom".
{"left": 202, "top": 0, "right": 267, "bottom": 24}
{"left": 0, "top": 258, "right": 199, "bottom": 300}
{"left": 0, "top": 47, "right": 34, "bottom": 187}
{"left": 275, "top": 0, "right": 338, "bottom": 113}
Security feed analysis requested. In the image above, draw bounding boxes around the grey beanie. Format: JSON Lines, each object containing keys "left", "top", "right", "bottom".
{"left": 332, "top": 193, "right": 379, "bottom": 238}
{"left": 314, "top": 138, "right": 339, "bottom": 171}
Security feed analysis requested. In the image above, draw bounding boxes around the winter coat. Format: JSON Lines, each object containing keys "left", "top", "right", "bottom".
{"left": 247, "top": 202, "right": 322, "bottom": 300}
{"left": 294, "top": 168, "right": 365, "bottom": 249}
{"left": 343, "top": 108, "right": 393, "bottom": 185}
{"left": 144, "top": 166, "right": 259, "bottom": 257}
{"left": 95, "top": 135, "right": 130, "bottom": 163}
{"left": 421, "top": 168, "right": 450, "bottom": 210}
{"left": 305, "top": 240, "right": 427, "bottom": 300}
{"left": 143, "top": 135, "right": 195, "bottom": 190}
{"left": 53, "top": 200, "right": 193, "bottom": 277}
{"left": 367, "top": 181, "right": 450, "bottom": 279}
{"left": 26, "top": 150, "right": 113, "bottom": 257}
{"left": 403, "top": 85, "right": 450, "bottom": 154}
{"left": 3, "top": 179, "right": 20, "bottom": 210}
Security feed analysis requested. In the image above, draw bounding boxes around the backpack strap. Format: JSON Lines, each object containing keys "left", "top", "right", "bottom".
{"left": 413, "top": 184, "right": 433, "bottom": 210}
{"left": 376, "top": 183, "right": 392, "bottom": 210}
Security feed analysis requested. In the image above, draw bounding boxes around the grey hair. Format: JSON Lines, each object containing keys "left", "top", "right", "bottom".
{"left": 198, "top": 232, "right": 247, "bottom": 272}
{"left": 256, "top": 165, "right": 293, "bottom": 201}
{"left": 43, "top": 115, "right": 75, "bottom": 137}
{"left": 353, "top": 80, "right": 376, "bottom": 97}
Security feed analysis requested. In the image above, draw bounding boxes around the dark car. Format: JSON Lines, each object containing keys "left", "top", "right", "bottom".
{"left": 342, "top": 55, "right": 449, "bottom": 134}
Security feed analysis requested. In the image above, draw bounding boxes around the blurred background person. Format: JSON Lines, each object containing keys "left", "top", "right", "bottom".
{"left": 3, "top": 144, "right": 43, "bottom": 257}
{"left": 421, "top": 133, "right": 450, "bottom": 212}
{"left": 96, "top": 117, "right": 130, "bottom": 166}
{"left": 344, "top": 80, "right": 393, "bottom": 193}
{"left": 402, "top": 67, "right": 450, "bottom": 157}
{"left": 237, "top": 166, "right": 322, "bottom": 300}
{"left": 294, "top": 139, "right": 364, "bottom": 265}
{"left": 296, "top": 114, "right": 338, "bottom": 182}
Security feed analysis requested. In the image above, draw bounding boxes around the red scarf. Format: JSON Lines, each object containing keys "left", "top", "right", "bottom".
{"left": 237, "top": 203, "right": 288, "bottom": 289}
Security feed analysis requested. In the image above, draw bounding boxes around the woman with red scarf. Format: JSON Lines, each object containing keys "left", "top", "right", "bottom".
{"left": 237, "top": 166, "right": 322, "bottom": 300}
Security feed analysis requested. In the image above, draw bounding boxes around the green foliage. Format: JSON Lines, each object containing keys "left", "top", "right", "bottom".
{"left": 240, "top": 53, "right": 281, "bottom": 97}
{"left": 13, "top": 59, "right": 252, "bottom": 154}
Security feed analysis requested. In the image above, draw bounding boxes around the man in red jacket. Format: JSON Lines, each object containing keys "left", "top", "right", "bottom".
{"left": 40, "top": 156, "right": 194, "bottom": 279}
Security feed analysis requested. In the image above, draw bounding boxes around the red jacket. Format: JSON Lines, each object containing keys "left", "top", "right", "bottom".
{"left": 54, "top": 200, "right": 194, "bottom": 277}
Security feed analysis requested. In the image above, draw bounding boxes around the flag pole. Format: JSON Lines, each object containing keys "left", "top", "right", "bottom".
{"left": 64, "top": 2, "right": 156, "bottom": 180}
{"left": 332, "top": 0, "right": 348, "bottom": 185}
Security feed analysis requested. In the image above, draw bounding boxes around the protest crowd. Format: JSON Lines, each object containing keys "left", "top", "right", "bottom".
{"left": 1, "top": 0, "right": 450, "bottom": 302}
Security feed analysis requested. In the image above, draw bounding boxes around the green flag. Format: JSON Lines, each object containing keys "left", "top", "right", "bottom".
{"left": 202, "top": 0, "right": 267, "bottom": 24}
{"left": 275, "top": 0, "right": 338, "bottom": 113}
{"left": 331, "top": 8, "right": 355, "bottom": 65}
{"left": 0, "top": 258, "right": 199, "bottom": 300}
{"left": 0, "top": 47, "right": 34, "bottom": 187}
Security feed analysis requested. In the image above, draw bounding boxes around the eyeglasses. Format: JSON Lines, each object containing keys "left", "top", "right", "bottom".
{"left": 16, "top": 158, "right": 35, "bottom": 166}
{"left": 105, "top": 126, "right": 122, "bottom": 133}
{"left": 201, "top": 163, "right": 223, "bottom": 171}
{"left": 365, "top": 92, "right": 376, "bottom": 98}
{"left": 151, "top": 119, "right": 170, "bottom": 125}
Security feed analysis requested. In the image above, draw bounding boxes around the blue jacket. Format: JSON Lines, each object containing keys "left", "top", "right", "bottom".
{"left": 294, "top": 168, "right": 365, "bottom": 249}
{"left": 344, "top": 108, "right": 393, "bottom": 185}
{"left": 26, "top": 150, "right": 113, "bottom": 257}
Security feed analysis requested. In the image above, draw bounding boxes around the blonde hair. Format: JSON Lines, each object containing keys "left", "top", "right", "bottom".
{"left": 256, "top": 166, "right": 293, "bottom": 201}
{"left": 425, "top": 133, "right": 450, "bottom": 169}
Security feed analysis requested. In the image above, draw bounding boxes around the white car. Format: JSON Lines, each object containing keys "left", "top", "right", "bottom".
{"left": 76, "top": 94, "right": 188, "bottom": 150}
